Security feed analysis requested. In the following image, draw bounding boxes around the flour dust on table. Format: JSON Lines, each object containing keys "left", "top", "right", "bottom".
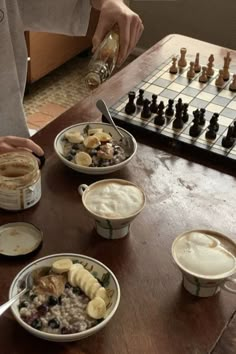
{"left": 106, "top": 49, "right": 236, "bottom": 172}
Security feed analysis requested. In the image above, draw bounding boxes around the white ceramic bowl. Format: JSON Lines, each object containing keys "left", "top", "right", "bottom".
{"left": 9, "top": 253, "right": 120, "bottom": 342}
{"left": 54, "top": 122, "right": 137, "bottom": 175}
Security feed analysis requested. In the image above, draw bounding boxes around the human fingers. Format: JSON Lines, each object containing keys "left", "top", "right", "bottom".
{"left": 117, "top": 16, "right": 130, "bottom": 66}
{"left": 126, "top": 18, "right": 144, "bottom": 60}
{"left": 3, "top": 136, "right": 44, "bottom": 156}
{"left": 92, "top": 13, "right": 115, "bottom": 53}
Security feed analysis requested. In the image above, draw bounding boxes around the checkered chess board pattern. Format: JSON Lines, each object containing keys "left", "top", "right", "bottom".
{"left": 109, "top": 56, "right": 236, "bottom": 167}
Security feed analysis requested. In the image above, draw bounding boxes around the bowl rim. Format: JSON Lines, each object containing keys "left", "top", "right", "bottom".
{"left": 9, "top": 253, "right": 121, "bottom": 339}
{"left": 53, "top": 122, "right": 137, "bottom": 172}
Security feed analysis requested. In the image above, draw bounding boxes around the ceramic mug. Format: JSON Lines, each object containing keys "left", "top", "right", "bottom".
{"left": 171, "top": 229, "right": 236, "bottom": 297}
{"left": 78, "top": 179, "right": 145, "bottom": 240}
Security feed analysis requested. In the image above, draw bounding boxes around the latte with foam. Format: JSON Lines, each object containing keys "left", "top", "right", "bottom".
{"left": 173, "top": 231, "right": 236, "bottom": 278}
{"left": 84, "top": 181, "right": 145, "bottom": 219}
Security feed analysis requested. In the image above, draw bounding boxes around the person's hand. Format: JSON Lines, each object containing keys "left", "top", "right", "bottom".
{"left": 91, "top": 0, "right": 144, "bottom": 66}
{"left": 0, "top": 136, "right": 44, "bottom": 156}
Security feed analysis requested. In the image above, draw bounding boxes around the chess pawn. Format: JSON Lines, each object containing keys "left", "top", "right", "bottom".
{"left": 187, "top": 61, "right": 195, "bottom": 79}
{"left": 178, "top": 47, "right": 187, "bottom": 67}
{"left": 199, "top": 66, "right": 208, "bottom": 83}
{"left": 206, "top": 54, "right": 214, "bottom": 77}
{"left": 229, "top": 74, "right": 236, "bottom": 92}
{"left": 215, "top": 69, "right": 225, "bottom": 87}
{"left": 125, "top": 91, "right": 136, "bottom": 115}
{"left": 223, "top": 52, "right": 231, "bottom": 81}
{"left": 194, "top": 53, "right": 201, "bottom": 73}
{"left": 136, "top": 89, "right": 144, "bottom": 106}
{"left": 169, "top": 57, "right": 178, "bottom": 74}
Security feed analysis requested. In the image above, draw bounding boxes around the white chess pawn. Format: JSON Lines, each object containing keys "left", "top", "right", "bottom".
{"left": 178, "top": 47, "right": 187, "bottom": 67}
{"left": 229, "top": 74, "right": 236, "bottom": 91}
{"left": 215, "top": 69, "right": 225, "bottom": 87}
{"left": 187, "top": 61, "right": 195, "bottom": 79}
{"left": 169, "top": 57, "right": 178, "bottom": 74}
{"left": 199, "top": 66, "right": 208, "bottom": 83}
{"left": 194, "top": 53, "right": 201, "bottom": 73}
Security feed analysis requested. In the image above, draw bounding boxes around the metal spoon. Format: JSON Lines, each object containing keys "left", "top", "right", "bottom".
{"left": 96, "top": 99, "right": 134, "bottom": 155}
{"left": 0, "top": 271, "right": 33, "bottom": 316}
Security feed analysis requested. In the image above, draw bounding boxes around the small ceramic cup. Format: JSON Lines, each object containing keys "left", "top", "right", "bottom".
{"left": 171, "top": 229, "right": 236, "bottom": 297}
{"left": 78, "top": 179, "right": 145, "bottom": 240}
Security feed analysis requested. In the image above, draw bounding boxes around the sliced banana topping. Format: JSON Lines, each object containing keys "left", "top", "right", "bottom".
{"left": 74, "top": 151, "right": 92, "bottom": 166}
{"left": 88, "top": 128, "right": 103, "bottom": 135}
{"left": 68, "top": 263, "right": 83, "bottom": 286}
{"left": 88, "top": 281, "right": 102, "bottom": 299}
{"left": 79, "top": 271, "right": 94, "bottom": 291}
{"left": 94, "top": 132, "right": 112, "bottom": 143}
{"left": 83, "top": 135, "right": 100, "bottom": 149}
{"left": 52, "top": 258, "right": 73, "bottom": 274}
{"left": 64, "top": 131, "right": 84, "bottom": 144}
{"left": 86, "top": 296, "right": 106, "bottom": 319}
{"left": 84, "top": 278, "right": 98, "bottom": 295}
{"left": 95, "top": 287, "right": 109, "bottom": 306}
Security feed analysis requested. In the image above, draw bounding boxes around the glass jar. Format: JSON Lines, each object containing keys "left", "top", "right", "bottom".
{"left": 0, "top": 152, "right": 41, "bottom": 210}
{"left": 85, "top": 26, "right": 120, "bottom": 90}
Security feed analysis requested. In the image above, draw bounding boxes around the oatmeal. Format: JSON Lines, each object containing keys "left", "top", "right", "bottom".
{"left": 19, "top": 259, "right": 110, "bottom": 335}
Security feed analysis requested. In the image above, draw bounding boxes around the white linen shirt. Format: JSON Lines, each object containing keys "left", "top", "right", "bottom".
{"left": 0, "top": 0, "right": 91, "bottom": 137}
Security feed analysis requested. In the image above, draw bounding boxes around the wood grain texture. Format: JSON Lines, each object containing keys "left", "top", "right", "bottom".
{"left": 1, "top": 35, "right": 236, "bottom": 354}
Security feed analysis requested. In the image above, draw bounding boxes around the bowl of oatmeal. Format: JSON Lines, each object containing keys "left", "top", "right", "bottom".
{"left": 9, "top": 253, "right": 120, "bottom": 342}
{"left": 54, "top": 122, "right": 137, "bottom": 175}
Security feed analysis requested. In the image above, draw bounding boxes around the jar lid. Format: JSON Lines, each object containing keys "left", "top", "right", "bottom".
{"left": 0, "top": 222, "right": 43, "bottom": 256}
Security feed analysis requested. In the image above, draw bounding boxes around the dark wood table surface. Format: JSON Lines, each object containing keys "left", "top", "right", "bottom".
{"left": 1, "top": 34, "right": 236, "bottom": 354}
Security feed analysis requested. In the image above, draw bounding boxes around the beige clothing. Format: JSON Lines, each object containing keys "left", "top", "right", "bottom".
{"left": 0, "top": 0, "right": 91, "bottom": 137}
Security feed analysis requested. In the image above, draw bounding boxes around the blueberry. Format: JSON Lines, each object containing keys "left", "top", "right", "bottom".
{"left": 48, "top": 296, "right": 58, "bottom": 306}
{"left": 72, "top": 287, "right": 81, "bottom": 295}
{"left": 66, "top": 155, "right": 73, "bottom": 161}
{"left": 18, "top": 300, "right": 29, "bottom": 310}
{"left": 65, "top": 282, "right": 72, "bottom": 289}
{"left": 90, "top": 149, "right": 97, "bottom": 156}
{"left": 31, "top": 318, "right": 42, "bottom": 330}
{"left": 72, "top": 144, "right": 79, "bottom": 149}
{"left": 70, "top": 149, "right": 77, "bottom": 156}
{"left": 29, "top": 294, "right": 37, "bottom": 301}
{"left": 37, "top": 304, "right": 48, "bottom": 316}
{"left": 48, "top": 318, "right": 60, "bottom": 329}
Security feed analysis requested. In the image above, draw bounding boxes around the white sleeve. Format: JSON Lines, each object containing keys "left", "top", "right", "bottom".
{"left": 18, "top": 0, "right": 91, "bottom": 36}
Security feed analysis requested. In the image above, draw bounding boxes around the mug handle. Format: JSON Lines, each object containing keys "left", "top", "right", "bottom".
{"left": 221, "top": 277, "right": 236, "bottom": 294}
{"left": 78, "top": 184, "right": 88, "bottom": 196}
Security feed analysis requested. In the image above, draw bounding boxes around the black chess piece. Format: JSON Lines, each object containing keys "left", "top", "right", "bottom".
{"left": 209, "top": 113, "right": 219, "bottom": 132}
{"left": 189, "top": 115, "right": 202, "bottom": 137}
{"left": 205, "top": 125, "right": 217, "bottom": 140}
{"left": 136, "top": 89, "right": 144, "bottom": 106}
{"left": 222, "top": 126, "right": 235, "bottom": 148}
{"left": 199, "top": 108, "right": 206, "bottom": 126}
{"left": 165, "top": 99, "right": 174, "bottom": 117}
{"left": 175, "top": 98, "right": 183, "bottom": 117}
{"left": 141, "top": 99, "right": 151, "bottom": 119}
{"left": 150, "top": 94, "right": 158, "bottom": 113}
{"left": 232, "top": 121, "right": 236, "bottom": 138}
{"left": 154, "top": 101, "right": 165, "bottom": 126}
{"left": 182, "top": 103, "right": 189, "bottom": 123}
{"left": 125, "top": 91, "right": 136, "bottom": 115}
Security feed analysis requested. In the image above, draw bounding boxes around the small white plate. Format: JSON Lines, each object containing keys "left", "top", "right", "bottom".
{"left": 0, "top": 222, "right": 43, "bottom": 256}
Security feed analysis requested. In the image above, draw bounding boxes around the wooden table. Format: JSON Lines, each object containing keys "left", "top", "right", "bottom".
{"left": 1, "top": 34, "right": 236, "bottom": 354}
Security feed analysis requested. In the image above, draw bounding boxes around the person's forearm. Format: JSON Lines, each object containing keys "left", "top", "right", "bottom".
{"left": 91, "top": 0, "right": 124, "bottom": 11}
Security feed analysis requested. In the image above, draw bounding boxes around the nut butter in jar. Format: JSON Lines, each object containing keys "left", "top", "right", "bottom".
{"left": 0, "top": 152, "right": 41, "bottom": 210}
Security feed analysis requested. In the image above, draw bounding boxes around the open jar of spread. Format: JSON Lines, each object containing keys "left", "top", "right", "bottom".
{"left": 0, "top": 152, "right": 41, "bottom": 210}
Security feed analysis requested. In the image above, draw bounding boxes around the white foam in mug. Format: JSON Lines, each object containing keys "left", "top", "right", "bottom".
{"left": 172, "top": 230, "right": 236, "bottom": 297}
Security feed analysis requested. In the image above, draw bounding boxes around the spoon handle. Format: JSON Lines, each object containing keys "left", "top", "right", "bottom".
{"left": 96, "top": 99, "right": 124, "bottom": 138}
{"left": 0, "top": 288, "right": 26, "bottom": 316}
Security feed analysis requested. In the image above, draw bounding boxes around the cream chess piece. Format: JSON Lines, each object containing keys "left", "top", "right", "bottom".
{"left": 206, "top": 54, "right": 214, "bottom": 77}
{"left": 199, "top": 66, "right": 208, "bottom": 83}
{"left": 222, "top": 51, "right": 231, "bottom": 81}
{"left": 194, "top": 53, "right": 201, "bottom": 73}
{"left": 229, "top": 74, "right": 236, "bottom": 91}
{"left": 215, "top": 69, "right": 225, "bottom": 87}
{"left": 187, "top": 62, "right": 195, "bottom": 79}
{"left": 169, "top": 57, "right": 178, "bottom": 74}
{"left": 178, "top": 48, "right": 187, "bottom": 67}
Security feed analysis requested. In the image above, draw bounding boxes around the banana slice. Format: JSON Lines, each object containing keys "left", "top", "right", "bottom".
{"left": 79, "top": 270, "right": 94, "bottom": 291}
{"left": 83, "top": 135, "right": 100, "bottom": 149}
{"left": 68, "top": 263, "right": 84, "bottom": 286}
{"left": 94, "top": 132, "right": 112, "bottom": 143}
{"left": 88, "top": 128, "right": 103, "bottom": 135}
{"left": 74, "top": 151, "right": 92, "bottom": 166}
{"left": 74, "top": 268, "right": 87, "bottom": 287}
{"left": 84, "top": 278, "right": 98, "bottom": 296}
{"left": 52, "top": 258, "right": 73, "bottom": 274}
{"left": 64, "top": 131, "right": 84, "bottom": 144}
{"left": 95, "top": 287, "right": 109, "bottom": 306}
{"left": 86, "top": 297, "right": 106, "bottom": 319}
{"left": 88, "top": 282, "right": 102, "bottom": 299}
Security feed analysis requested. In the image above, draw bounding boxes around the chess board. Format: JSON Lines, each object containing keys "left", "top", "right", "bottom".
{"left": 107, "top": 56, "right": 236, "bottom": 173}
